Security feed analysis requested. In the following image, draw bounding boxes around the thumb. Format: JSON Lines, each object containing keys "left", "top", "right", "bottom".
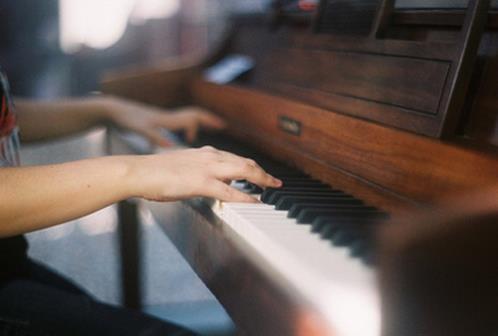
{"left": 185, "top": 124, "right": 199, "bottom": 143}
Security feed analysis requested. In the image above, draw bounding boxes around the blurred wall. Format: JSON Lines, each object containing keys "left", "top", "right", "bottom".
{"left": 0, "top": 0, "right": 241, "bottom": 99}
{"left": 0, "top": 0, "right": 63, "bottom": 97}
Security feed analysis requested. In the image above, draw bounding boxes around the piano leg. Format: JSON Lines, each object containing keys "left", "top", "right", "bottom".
{"left": 117, "top": 199, "right": 142, "bottom": 310}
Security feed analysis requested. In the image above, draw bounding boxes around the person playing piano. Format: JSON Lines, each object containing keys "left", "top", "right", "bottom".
{"left": 0, "top": 69, "right": 282, "bottom": 335}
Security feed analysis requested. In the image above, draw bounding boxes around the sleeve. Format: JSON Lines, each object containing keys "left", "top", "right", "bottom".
{"left": 0, "top": 70, "right": 21, "bottom": 167}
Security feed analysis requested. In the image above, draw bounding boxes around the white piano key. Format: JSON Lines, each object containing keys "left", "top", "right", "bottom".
{"left": 213, "top": 195, "right": 381, "bottom": 336}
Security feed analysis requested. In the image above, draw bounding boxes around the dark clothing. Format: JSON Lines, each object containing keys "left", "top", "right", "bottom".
{"left": 0, "top": 259, "right": 196, "bottom": 336}
{"left": 0, "top": 236, "right": 28, "bottom": 278}
{"left": 0, "top": 68, "right": 27, "bottom": 283}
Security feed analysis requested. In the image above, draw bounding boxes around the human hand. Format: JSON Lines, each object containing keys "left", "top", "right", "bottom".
{"left": 103, "top": 96, "right": 225, "bottom": 147}
{"left": 127, "top": 146, "right": 282, "bottom": 203}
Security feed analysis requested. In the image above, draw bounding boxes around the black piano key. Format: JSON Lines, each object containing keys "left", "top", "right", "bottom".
{"left": 317, "top": 218, "right": 361, "bottom": 237}
{"left": 265, "top": 190, "right": 347, "bottom": 205}
{"left": 297, "top": 208, "right": 379, "bottom": 224}
{"left": 318, "top": 222, "right": 337, "bottom": 237}
{"left": 247, "top": 184, "right": 263, "bottom": 194}
{"left": 362, "top": 251, "right": 376, "bottom": 266}
{"left": 318, "top": 228, "right": 375, "bottom": 265}
{"left": 280, "top": 181, "right": 327, "bottom": 188}
{"left": 288, "top": 201, "right": 362, "bottom": 218}
{"left": 279, "top": 177, "right": 321, "bottom": 183}
{"left": 288, "top": 203, "right": 368, "bottom": 219}
{"left": 252, "top": 186, "right": 264, "bottom": 194}
{"left": 312, "top": 212, "right": 386, "bottom": 232}
{"left": 268, "top": 185, "right": 333, "bottom": 192}
{"left": 262, "top": 186, "right": 335, "bottom": 203}
{"left": 332, "top": 230, "right": 361, "bottom": 246}
{"left": 349, "top": 240, "right": 367, "bottom": 256}
{"left": 266, "top": 169, "right": 307, "bottom": 178}
{"left": 196, "top": 133, "right": 390, "bottom": 266}
{"left": 276, "top": 196, "right": 360, "bottom": 211}
{"left": 319, "top": 218, "right": 375, "bottom": 238}
{"left": 253, "top": 179, "right": 331, "bottom": 195}
{"left": 349, "top": 239, "right": 374, "bottom": 259}
{"left": 331, "top": 226, "right": 373, "bottom": 246}
{"left": 312, "top": 216, "right": 335, "bottom": 232}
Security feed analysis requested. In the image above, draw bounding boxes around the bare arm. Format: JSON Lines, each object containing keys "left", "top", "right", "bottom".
{"left": 0, "top": 147, "right": 281, "bottom": 238}
{"left": 15, "top": 97, "right": 109, "bottom": 143}
{"left": 15, "top": 96, "right": 225, "bottom": 144}
{"left": 0, "top": 156, "right": 130, "bottom": 236}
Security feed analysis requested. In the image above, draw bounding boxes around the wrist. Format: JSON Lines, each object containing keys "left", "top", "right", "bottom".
{"left": 118, "top": 154, "right": 156, "bottom": 200}
{"left": 104, "top": 155, "right": 141, "bottom": 200}
{"left": 86, "top": 95, "right": 120, "bottom": 124}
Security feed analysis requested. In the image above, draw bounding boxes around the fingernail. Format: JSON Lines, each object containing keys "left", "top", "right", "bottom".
{"left": 274, "top": 178, "right": 283, "bottom": 187}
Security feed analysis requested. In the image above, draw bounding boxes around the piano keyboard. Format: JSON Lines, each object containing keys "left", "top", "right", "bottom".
{"left": 209, "top": 159, "right": 386, "bottom": 336}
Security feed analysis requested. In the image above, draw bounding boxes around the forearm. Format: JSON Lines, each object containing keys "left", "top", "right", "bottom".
{"left": 14, "top": 96, "right": 225, "bottom": 147}
{"left": 15, "top": 97, "right": 111, "bottom": 142}
{"left": 0, "top": 156, "right": 133, "bottom": 237}
{"left": 0, "top": 145, "right": 282, "bottom": 237}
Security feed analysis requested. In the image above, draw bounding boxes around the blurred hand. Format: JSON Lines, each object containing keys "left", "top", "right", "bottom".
{"left": 128, "top": 146, "right": 282, "bottom": 203}
{"left": 104, "top": 96, "right": 225, "bottom": 147}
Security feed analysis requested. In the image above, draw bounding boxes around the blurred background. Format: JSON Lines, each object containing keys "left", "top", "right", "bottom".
{"left": 0, "top": 0, "right": 270, "bottom": 98}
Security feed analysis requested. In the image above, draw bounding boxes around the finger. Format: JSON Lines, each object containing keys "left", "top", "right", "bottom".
{"left": 197, "top": 148, "right": 282, "bottom": 188}
{"left": 213, "top": 149, "right": 254, "bottom": 163}
{"left": 197, "top": 111, "right": 226, "bottom": 129}
{"left": 140, "top": 128, "right": 172, "bottom": 147}
{"left": 209, "top": 151, "right": 282, "bottom": 188}
{"left": 213, "top": 159, "right": 282, "bottom": 189}
{"left": 205, "top": 180, "right": 258, "bottom": 203}
{"left": 242, "top": 167, "right": 282, "bottom": 189}
{"left": 185, "top": 124, "right": 199, "bottom": 143}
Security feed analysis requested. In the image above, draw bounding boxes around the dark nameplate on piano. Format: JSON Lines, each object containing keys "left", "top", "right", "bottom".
{"left": 102, "top": 1, "right": 498, "bottom": 335}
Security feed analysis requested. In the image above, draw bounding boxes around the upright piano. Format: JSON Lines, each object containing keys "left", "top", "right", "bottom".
{"left": 102, "top": 1, "right": 498, "bottom": 335}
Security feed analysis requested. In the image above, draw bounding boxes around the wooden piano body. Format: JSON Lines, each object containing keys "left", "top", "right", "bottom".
{"left": 102, "top": 1, "right": 498, "bottom": 335}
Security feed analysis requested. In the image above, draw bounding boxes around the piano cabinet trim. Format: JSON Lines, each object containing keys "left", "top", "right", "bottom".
{"left": 144, "top": 199, "right": 336, "bottom": 336}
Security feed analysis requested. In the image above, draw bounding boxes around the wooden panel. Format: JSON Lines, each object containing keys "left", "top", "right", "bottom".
{"left": 234, "top": 26, "right": 454, "bottom": 136}
{"left": 255, "top": 81, "right": 442, "bottom": 137}
{"left": 316, "top": 0, "right": 380, "bottom": 35}
{"left": 393, "top": 9, "right": 498, "bottom": 28}
{"left": 101, "top": 59, "right": 201, "bottom": 107}
{"left": 260, "top": 48, "right": 450, "bottom": 115}
{"left": 230, "top": 1, "right": 489, "bottom": 138}
{"left": 192, "top": 79, "right": 498, "bottom": 207}
{"left": 289, "top": 33, "right": 459, "bottom": 59}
